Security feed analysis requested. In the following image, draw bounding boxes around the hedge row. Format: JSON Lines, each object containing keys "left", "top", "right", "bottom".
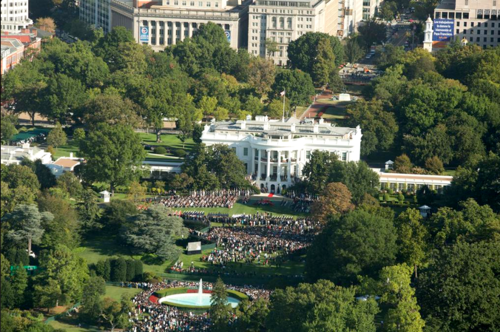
{"left": 91, "top": 258, "right": 143, "bottom": 282}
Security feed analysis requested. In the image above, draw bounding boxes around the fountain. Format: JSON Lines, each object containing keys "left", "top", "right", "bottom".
{"left": 158, "top": 279, "right": 241, "bottom": 309}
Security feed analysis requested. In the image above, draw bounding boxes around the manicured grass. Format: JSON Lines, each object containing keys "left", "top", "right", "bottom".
{"left": 105, "top": 285, "right": 142, "bottom": 301}
{"left": 442, "top": 169, "right": 456, "bottom": 176}
{"left": 178, "top": 201, "right": 307, "bottom": 218}
{"left": 49, "top": 318, "right": 99, "bottom": 332}
{"left": 175, "top": 249, "right": 305, "bottom": 276}
{"left": 51, "top": 142, "right": 80, "bottom": 159}
{"left": 321, "top": 105, "right": 347, "bottom": 120}
{"left": 74, "top": 237, "right": 174, "bottom": 275}
{"left": 138, "top": 133, "right": 195, "bottom": 153}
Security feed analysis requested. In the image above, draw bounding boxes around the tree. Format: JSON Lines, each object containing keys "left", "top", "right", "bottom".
{"left": 233, "top": 298, "right": 269, "bottom": 332}
{"left": 312, "top": 38, "right": 336, "bottom": 87}
{"left": 81, "top": 94, "right": 142, "bottom": 129}
{"left": 271, "top": 69, "right": 315, "bottom": 106}
{"left": 101, "top": 200, "right": 138, "bottom": 231}
{"left": 122, "top": 205, "right": 188, "bottom": 261}
{"left": 110, "top": 258, "right": 127, "bottom": 282}
{"left": 94, "top": 26, "right": 135, "bottom": 69}
{"left": 56, "top": 171, "right": 83, "bottom": 198}
{"left": 73, "top": 128, "right": 85, "bottom": 144}
{"left": 267, "top": 280, "right": 378, "bottom": 332}
{"left": 35, "top": 244, "right": 89, "bottom": 307}
{"left": 288, "top": 32, "right": 343, "bottom": 74}
{"left": 210, "top": 277, "right": 232, "bottom": 332}
{"left": 379, "top": 1, "right": 398, "bottom": 21}
{"left": 394, "top": 154, "right": 413, "bottom": 173}
{"left": 311, "top": 182, "right": 354, "bottom": 224}
{"left": 42, "top": 74, "right": 87, "bottom": 123}
{"left": 346, "top": 99, "right": 399, "bottom": 156}
{"left": 306, "top": 209, "right": 397, "bottom": 285}
{"left": 47, "top": 122, "right": 67, "bottom": 148}
{"left": 4, "top": 204, "right": 53, "bottom": 255}
{"left": 264, "top": 38, "right": 279, "bottom": 58}
{"left": 247, "top": 57, "right": 276, "bottom": 95}
{"left": 127, "top": 181, "right": 147, "bottom": 203}
{"left": 192, "top": 123, "right": 204, "bottom": 144}
{"left": 244, "top": 96, "right": 264, "bottom": 116}
{"left": 344, "top": 36, "right": 365, "bottom": 63}
{"left": 35, "top": 17, "right": 56, "bottom": 33}
{"left": 79, "top": 124, "right": 146, "bottom": 193}
{"left": 207, "top": 144, "right": 249, "bottom": 189}
{"left": 198, "top": 96, "right": 218, "bottom": 116}
{"left": 1, "top": 114, "right": 18, "bottom": 144}
{"left": 20, "top": 159, "right": 57, "bottom": 190}
{"left": 425, "top": 156, "right": 444, "bottom": 174}
{"left": 394, "top": 209, "right": 429, "bottom": 278}
{"left": 8, "top": 265, "right": 28, "bottom": 309}
{"left": 78, "top": 189, "right": 101, "bottom": 233}
{"left": 302, "top": 151, "right": 343, "bottom": 194}
{"left": 341, "top": 161, "right": 380, "bottom": 205}
{"left": 417, "top": 242, "right": 500, "bottom": 332}
{"left": 265, "top": 99, "right": 290, "bottom": 119}
{"left": 213, "top": 106, "right": 229, "bottom": 120}
{"left": 37, "top": 191, "right": 80, "bottom": 249}
{"left": 378, "top": 264, "right": 425, "bottom": 332}
{"left": 80, "top": 276, "right": 106, "bottom": 324}
{"left": 358, "top": 19, "right": 387, "bottom": 49}
{"left": 100, "top": 296, "right": 131, "bottom": 332}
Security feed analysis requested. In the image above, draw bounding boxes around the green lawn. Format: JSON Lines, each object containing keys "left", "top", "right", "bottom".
{"left": 138, "top": 133, "right": 195, "bottom": 153}
{"left": 321, "top": 105, "right": 347, "bottom": 120}
{"left": 177, "top": 201, "right": 307, "bottom": 218}
{"left": 49, "top": 318, "right": 99, "bottom": 332}
{"left": 176, "top": 250, "right": 305, "bottom": 276}
{"left": 51, "top": 142, "right": 80, "bottom": 159}
{"left": 105, "top": 285, "right": 142, "bottom": 301}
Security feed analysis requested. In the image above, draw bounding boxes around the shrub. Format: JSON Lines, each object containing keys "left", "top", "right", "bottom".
{"left": 173, "top": 149, "right": 186, "bottom": 157}
{"left": 383, "top": 193, "right": 390, "bottom": 202}
{"left": 397, "top": 193, "right": 405, "bottom": 203}
{"left": 111, "top": 258, "right": 127, "bottom": 282}
{"left": 46, "top": 145, "right": 56, "bottom": 160}
{"left": 388, "top": 188, "right": 394, "bottom": 195}
{"left": 154, "top": 146, "right": 167, "bottom": 154}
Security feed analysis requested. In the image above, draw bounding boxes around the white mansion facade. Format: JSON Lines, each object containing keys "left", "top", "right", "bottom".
{"left": 201, "top": 116, "right": 362, "bottom": 193}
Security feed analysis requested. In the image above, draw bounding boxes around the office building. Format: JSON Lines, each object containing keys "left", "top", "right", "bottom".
{"left": 1, "top": 0, "right": 32, "bottom": 32}
{"left": 201, "top": 116, "right": 362, "bottom": 193}
{"left": 110, "top": 0, "right": 250, "bottom": 51}
{"left": 79, "top": 0, "right": 112, "bottom": 33}
{"left": 434, "top": 0, "right": 499, "bottom": 49}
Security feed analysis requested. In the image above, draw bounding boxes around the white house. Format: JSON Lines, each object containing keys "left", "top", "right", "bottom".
{"left": 201, "top": 116, "right": 362, "bottom": 193}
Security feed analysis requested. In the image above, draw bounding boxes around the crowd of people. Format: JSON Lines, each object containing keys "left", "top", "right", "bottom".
{"left": 129, "top": 280, "right": 270, "bottom": 331}
{"left": 154, "top": 190, "right": 249, "bottom": 208}
{"left": 192, "top": 220, "right": 318, "bottom": 267}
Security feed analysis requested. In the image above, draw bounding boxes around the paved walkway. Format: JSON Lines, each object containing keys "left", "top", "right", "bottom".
{"left": 299, "top": 90, "right": 333, "bottom": 120}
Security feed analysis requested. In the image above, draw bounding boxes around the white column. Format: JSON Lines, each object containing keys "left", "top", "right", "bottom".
{"left": 251, "top": 148, "right": 255, "bottom": 174}
{"left": 180, "top": 22, "right": 185, "bottom": 42}
{"left": 266, "top": 150, "right": 271, "bottom": 181}
{"left": 277, "top": 151, "right": 281, "bottom": 182}
{"left": 257, "top": 149, "right": 261, "bottom": 180}
{"left": 172, "top": 22, "right": 177, "bottom": 45}
{"left": 155, "top": 22, "right": 160, "bottom": 46}
{"left": 288, "top": 150, "right": 292, "bottom": 183}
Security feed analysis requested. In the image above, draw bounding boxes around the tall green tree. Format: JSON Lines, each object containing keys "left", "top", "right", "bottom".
{"left": 267, "top": 280, "right": 378, "bottom": 332}
{"left": 122, "top": 205, "right": 188, "bottom": 261}
{"left": 79, "top": 123, "right": 146, "bottom": 193}
{"left": 417, "top": 241, "right": 500, "bottom": 332}
{"left": 42, "top": 73, "right": 87, "bottom": 123}
{"left": 306, "top": 209, "right": 397, "bottom": 285}
{"left": 270, "top": 69, "right": 315, "bottom": 106}
{"left": 311, "top": 38, "right": 336, "bottom": 87}
{"left": 247, "top": 57, "right": 276, "bottom": 95}
{"left": 378, "top": 264, "right": 425, "bottom": 332}
{"left": 1, "top": 114, "right": 18, "bottom": 144}
{"left": 47, "top": 122, "right": 67, "bottom": 148}
{"left": 4, "top": 204, "right": 53, "bottom": 254}
{"left": 35, "top": 244, "right": 89, "bottom": 307}
{"left": 210, "top": 277, "right": 232, "bottom": 332}
{"left": 80, "top": 276, "right": 106, "bottom": 324}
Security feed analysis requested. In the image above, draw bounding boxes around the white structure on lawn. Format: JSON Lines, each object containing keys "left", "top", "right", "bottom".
{"left": 201, "top": 116, "right": 362, "bottom": 193}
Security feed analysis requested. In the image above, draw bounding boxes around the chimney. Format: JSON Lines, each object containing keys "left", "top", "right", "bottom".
{"left": 290, "top": 123, "right": 296, "bottom": 133}
{"left": 70, "top": 152, "right": 74, "bottom": 158}
{"left": 318, "top": 118, "right": 324, "bottom": 125}
{"left": 313, "top": 123, "right": 319, "bottom": 133}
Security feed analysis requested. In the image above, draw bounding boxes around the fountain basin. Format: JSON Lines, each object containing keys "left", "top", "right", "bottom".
{"left": 159, "top": 293, "right": 240, "bottom": 308}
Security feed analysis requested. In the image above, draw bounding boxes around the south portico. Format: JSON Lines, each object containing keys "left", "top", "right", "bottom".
{"left": 201, "top": 116, "right": 362, "bottom": 193}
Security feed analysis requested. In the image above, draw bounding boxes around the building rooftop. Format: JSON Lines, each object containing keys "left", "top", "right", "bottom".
{"left": 1, "top": 145, "right": 50, "bottom": 164}
{"left": 208, "top": 118, "right": 358, "bottom": 139}
{"left": 436, "top": 0, "right": 456, "bottom": 10}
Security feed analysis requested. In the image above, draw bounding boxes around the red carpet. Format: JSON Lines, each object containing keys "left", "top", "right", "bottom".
{"left": 268, "top": 193, "right": 274, "bottom": 197}
{"left": 187, "top": 289, "right": 212, "bottom": 294}
{"left": 149, "top": 295, "right": 159, "bottom": 304}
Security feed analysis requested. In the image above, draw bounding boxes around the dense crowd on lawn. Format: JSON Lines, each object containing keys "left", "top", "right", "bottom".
{"left": 191, "top": 220, "right": 318, "bottom": 267}
{"left": 129, "top": 280, "right": 270, "bottom": 331}
{"left": 153, "top": 190, "right": 251, "bottom": 208}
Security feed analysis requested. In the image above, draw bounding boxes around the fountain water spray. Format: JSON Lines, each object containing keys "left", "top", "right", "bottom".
{"left": 197, "top": 279, "right": 203, "bottom": 305}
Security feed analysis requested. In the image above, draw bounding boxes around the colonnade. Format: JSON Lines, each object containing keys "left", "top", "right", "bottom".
{"left": 251, "top": 148, "right": 303, "bottom": 186}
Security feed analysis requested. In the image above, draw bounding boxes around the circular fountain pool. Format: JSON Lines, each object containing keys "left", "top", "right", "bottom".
{"left": 159, "top": 293, "right": 240, "bottom": 308}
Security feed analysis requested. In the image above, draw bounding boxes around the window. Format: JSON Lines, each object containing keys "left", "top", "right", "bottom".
{"left": 457, "top": 21, "right": 460, "bottom": 26}
{"left": 471, "top": 22, "right": 474, "bottom": 27}
{"left": 342, "top": 152, "right": 347, "bottom": 161}
{"left": 244, "top": 148, "right": 248, "bottom": 156}
{"left": 206, "top": 1, "right": 210, "bottom": 6}
{"left": 199, "top": 1, "right": 202, "bottom": 5}
{"left": 465, "top": 0, "right": 468, "bottom": 5}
